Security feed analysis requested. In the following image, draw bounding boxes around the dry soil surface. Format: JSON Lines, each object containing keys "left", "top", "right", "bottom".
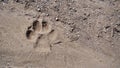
{"left": 0, "top": 0, "right": 120, "bottom": 68}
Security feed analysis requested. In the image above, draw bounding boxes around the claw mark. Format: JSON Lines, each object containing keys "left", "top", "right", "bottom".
{"left": 34, "top": 34, "right": 43, "bottom": 48}
{"left": 48, "top": 29, "right": 58, "bottom": 43}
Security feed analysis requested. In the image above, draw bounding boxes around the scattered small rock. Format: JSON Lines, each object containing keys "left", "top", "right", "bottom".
{"left": 46, "top": 13, "right": 49, "bottom": 16}
{"left": 83, "top": 17, "right": 87, "bottom": 20}
{"left": 105, "top": 26, "right": 110, "bottom": 29}
{"left": 53, "top": 5, "right": 59, "bottom": 11}
{"left": 69, "top": 7, "right": 77, "bottom": 12}
{"left": 55, "top": 17, "right": 59, "bottom": 21}
{"left": 114, "top": 28, "right": 120, "bottom": 33}
{"left": 116, "top": 23, "right": 120, "bottom": 26}
{"left": 36, "top": 8, "right": 41, "bottom": 12}
{"left": 24, "top": 2, "right": 30, "bottom": 9}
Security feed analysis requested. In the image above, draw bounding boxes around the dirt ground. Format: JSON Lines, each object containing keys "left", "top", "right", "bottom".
{"left": 0, "top": 0, "right": 120, "bottom": 68}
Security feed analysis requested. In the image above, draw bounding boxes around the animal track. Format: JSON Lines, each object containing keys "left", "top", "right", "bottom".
{"left": 41, "top": 20, "right": 52, "bottom": 34}
{"left": 26, "top": 18, "right": 57, "bottom": 54}
{"left": 26, "top": 30, "right": 35, "bottom": 39}
{"left": 32, "top": 19, "right": 42, "bottom": 33}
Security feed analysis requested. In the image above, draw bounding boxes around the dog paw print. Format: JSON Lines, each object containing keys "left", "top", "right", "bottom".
{"left": 26, "top": 18, "right": 57, "bottom": 54}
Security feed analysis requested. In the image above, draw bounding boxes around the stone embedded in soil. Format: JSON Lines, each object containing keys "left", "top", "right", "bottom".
{"left": 55, "top": 17, "right": 59, "bottom": 21}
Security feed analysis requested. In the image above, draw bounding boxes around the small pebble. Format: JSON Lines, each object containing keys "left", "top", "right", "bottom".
{"left": 37, "top": 8, "right": 41, "bottom": 12}
{"left": 46, "top": 14, "right": 49, "bottom": 16}
{"left": 55, "top": 17, "right": 59, "bottom": 21}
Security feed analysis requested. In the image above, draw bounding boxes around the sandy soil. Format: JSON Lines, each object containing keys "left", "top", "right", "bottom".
{"left": 0, "top": 0, "right": 120, "bottom": 68}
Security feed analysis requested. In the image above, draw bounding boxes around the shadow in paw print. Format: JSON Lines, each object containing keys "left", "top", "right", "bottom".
{"left": 32, "top": 20, "right": 39, "bottom": 30}
{"left": 26, "top": 30, "right": 32, "bottom": 39}
{"left": 49, "top": 29, "right": 54, "bottom": 34}
{"left": 42, "top": 20, "right": 47, "bottom": 27}
{"left": 27, "top": 26, "right": 32, "bottom": 30}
